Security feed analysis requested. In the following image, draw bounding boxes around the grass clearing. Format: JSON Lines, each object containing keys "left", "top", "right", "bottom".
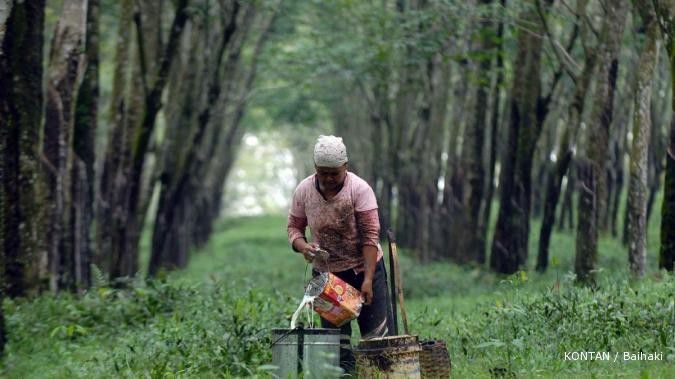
{"left": 1, "top": 210, "right": 673, "bottom": 378}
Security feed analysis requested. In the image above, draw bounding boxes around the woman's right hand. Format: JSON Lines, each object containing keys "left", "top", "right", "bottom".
{"left": 300, "top": 242, "right": 320, "bottom": 263}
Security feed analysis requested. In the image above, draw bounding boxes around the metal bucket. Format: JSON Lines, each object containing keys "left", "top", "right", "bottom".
{"left": 271, "top": 327, "right": 342, "bottom": 378}
{"left": 354, "top": 335, "right": 422, "bottom": 378}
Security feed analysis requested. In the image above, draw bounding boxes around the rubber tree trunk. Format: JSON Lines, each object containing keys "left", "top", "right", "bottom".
{"left": 490, "top": 1, "right": 548, "bottom": 274}
{"left": 661, "top": 116, "right": 675, "bottom": 271}
{"left": 132, "top": 0, "right": 164, "bottom": 232}
{"left": 393, "top": 72, "right": 419, "bottom": 248}
{"left": 575, "top": 0, "right": 628, "bottom": 286}
{"left": 417, "top": 46, "right": 451, "bottom": 262}
{"left": 537, "top": 23, "right": 597, "bottom": 272}
{"left": 389, "top": 0, "right": 450, "bottom": 261}
{"left": 646, "top": 93, "right": 667, "bottom": 225}
{"left": 150, "top": 2, "right": 277, "bottom": 275}
{"left": 460, "top": 0, "right": 495, "bottom": 265}
{"left": 607, "top": 53, "right": 640, "bottom": 238}
{"left": 626, "top": 1, "right": 659, "bottom": 278}
{"left": 558, "top": 162, "right": 576, "bottom": 230}
{"left": 150, "top": 2, "right": 242, "bottom": 274}
{"left": 70, "top": 0, "right": 99, "bottom": 293}
{"left": 606, "top": 119, "right": 627, "bottom": 237}
{"left": 398, "top": 2, "right": 453, "bottom": 263}
{"left": 98, "top": 0, "right": 188, "bottom": 281}
{"left": 96, "top": 0, "right": 133, "bottom": 278}
{"left": 0, "top": 286, "right": 4, "bottom": 355}
{"left": 439, "top": 29, "right": 471, "bottom": 263}
{"left": 43, "top": 0, "right": 89, "bottom": 292}
{"left": 195, "top": 6, "right": 278, "bottom": 249}
{"left": 0, "top": 0, "right": 10, "bottom": 46}
{"left": 481, "top": 0, "right": 505, "bottom": 257}
{"left": 0, "top": 0, "right": 46, "bottom": 297}
{"left": 333, "top": 91, "right": 376, "bottom": 186}
{"left": 536, "top": 142, "right": 572, "bottom": 272}
{"left": 150, "top": 23, "right": 204, "bottom": 274}
{"left": 0, "top": 0, "right": 8, "bottom": 346}
{"left": 655, "top": 0, "right": 674, "bottom": 271}
{"left": 200, "top": 5, "right": 278, "bottom": 254}
{"left": 608, "top": 59, "right": 642, "bottom": 241}
{"left": 644, "top": 54, "right": 670, "bottom": 229}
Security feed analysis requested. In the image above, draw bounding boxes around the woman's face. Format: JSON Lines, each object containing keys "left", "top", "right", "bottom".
{"left": 315, "top": 164, "right": 347, "bottom": 192}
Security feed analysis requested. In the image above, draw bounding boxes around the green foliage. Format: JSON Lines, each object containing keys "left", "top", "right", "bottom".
{"left": 411, "top": 276, "right": 675, "bottom": 377}
{"left": 2, "top": 279, "right": 296, "bottom": 378}
{"left": 2, "top": 214, "right": 673, "bottom": 377}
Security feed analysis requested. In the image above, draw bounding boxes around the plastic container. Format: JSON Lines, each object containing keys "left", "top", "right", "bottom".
{"left": 307, "top": 272, "right": 363, "bottom": 327}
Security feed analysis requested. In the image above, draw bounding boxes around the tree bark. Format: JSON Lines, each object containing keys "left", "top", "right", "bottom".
{"left": 386, "top": 0, "right": 450, "bottom": 261}
{"left": 606, "top": 123, "right": 626, "bottom": 237}
{"left": 461, "top": 0, "right": 494, "bottom": 264}
{"left": 645, "top": 54, "right": 669, "bottom": 227}
{"left": 0, "top": 0, "right": 46, "bottom": 297}
{"left": 150, "top": 1, "right": 243, "bottom": 275}
{"left": 416, "top": 44, "right": 451, "bottom": 262}
{"left": 0, "top": 285, "right": 4, "bottom": 355}
{"left": 614, "top": 51, "right": 644, "bottom": 240}
{"left": 626, "top": 1, "right": 659, "bottom": 278}
{"left": 150, "top": 1, "right": 279, "bottom": 275}
{"left": 558, "top": 161, "right": 576, "bottom": 230}
{"left": 0, "top": 0, "right": 10, "bottom": 47}
{"left": 0, "top": 0, "right": 6, "bottom": 338}
{"left": 609, "top": 57, "right": 640, "bottom": 239}
{"left": 653, "top": 0, "right": 674, "bottom": 271}
{"left": 393, "top": 71, "right": 420, "bottom": 248}
{"left": 109, "top": 0, "right": 186, "bottom": 280}
{"left": 98, "top": 0, "right": 188, "bottom": 281}
{"left": 150, "top": 22, "right": 203, "bottom": 273}
{"left": 646, "top": 90, "right": 667, "bottom": 225}
{"left": 661, "top": 118, "right": 675, "bottom": 272}
{"left": 537, "top": 9, "right": 597, "bottom": 271}
{"left": 481, "top": 0, "right": 505, "bottom": 255}
{"left": 536, "top": 136, "right": 572, "bottom": 272}
{"left": 490, "top": 0, "right": 550, "bottom": 274}
{"left": 70, "top": 0, "right": 99, "bottom": 292}
{"left": 96, "top": 0, "right": 133, "bottom": 278}
{"left": 43, "top": 0, "right": 88, "bottom": 292}
{"left": 333, "top": 91, "right": 375, "bottom": 185}
{"left": 439, "top": 24, "right": 472, "bottom": 263}
{"left": 575, "top": 0, "right": 628, "bottom": 285}
{"left": 133, "top": 0, "right": 164, "bottom": 229}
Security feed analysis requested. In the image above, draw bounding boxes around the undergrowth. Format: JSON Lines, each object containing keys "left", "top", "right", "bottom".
{"left": 1, "top": 214, "right": 673, "bottom": 378}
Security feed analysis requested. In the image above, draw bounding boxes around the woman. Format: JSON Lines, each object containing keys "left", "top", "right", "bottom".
{"left": 287, "top": 135, "right": 392, "bottom": 372}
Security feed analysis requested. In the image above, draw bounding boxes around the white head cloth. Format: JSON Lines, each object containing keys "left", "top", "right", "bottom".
{"left": 313, "top": 135, "right": 348, "bottom": 167}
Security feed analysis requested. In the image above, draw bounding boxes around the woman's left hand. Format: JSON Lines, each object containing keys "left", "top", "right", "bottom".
{"left": 361, "top": 279, "right": 373, "bottom": 305}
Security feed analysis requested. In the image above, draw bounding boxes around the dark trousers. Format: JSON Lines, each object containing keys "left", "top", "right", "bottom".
{"left": 313, "top": 260, "right": 393, "bottom": 373}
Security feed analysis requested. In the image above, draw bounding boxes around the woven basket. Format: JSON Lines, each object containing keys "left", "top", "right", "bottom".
{"left": 419, "top": 339, "right": 451, "bottom": 378}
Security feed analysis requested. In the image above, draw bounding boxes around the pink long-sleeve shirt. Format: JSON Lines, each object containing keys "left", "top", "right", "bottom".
{"left": 287, "top": 172, "right": 383, "bottom": 273}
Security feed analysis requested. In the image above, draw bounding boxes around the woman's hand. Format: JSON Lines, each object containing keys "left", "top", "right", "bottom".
{"left": 361, "top": 279, "right": 373, "bottom": 305}
{"left": 292, "top": 238, "right": 320, "bottom": 263}
{"left": 299, "top": 242, "right": 320, "bottom": 263}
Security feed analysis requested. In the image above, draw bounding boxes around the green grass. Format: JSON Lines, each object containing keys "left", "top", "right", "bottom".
{"left": 1, "top": 207, "right": 673, "bottom": 378}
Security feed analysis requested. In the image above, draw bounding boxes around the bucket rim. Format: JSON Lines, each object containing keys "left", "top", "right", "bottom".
{"left": 271, "top": 327, "right": 341, "bottom": 335}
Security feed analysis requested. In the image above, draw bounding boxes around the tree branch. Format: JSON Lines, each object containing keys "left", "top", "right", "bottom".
{"left": 133, "top": 0, "right": 149, "bottom": 97}
{"left": 151, "top": 0, "right": 190, "bottom": 100}
{"left": 536, "top": 0, "right": 580, "bottom": 81}
{"left": 128, "top": 0, "right": 190, "bottom": 220}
